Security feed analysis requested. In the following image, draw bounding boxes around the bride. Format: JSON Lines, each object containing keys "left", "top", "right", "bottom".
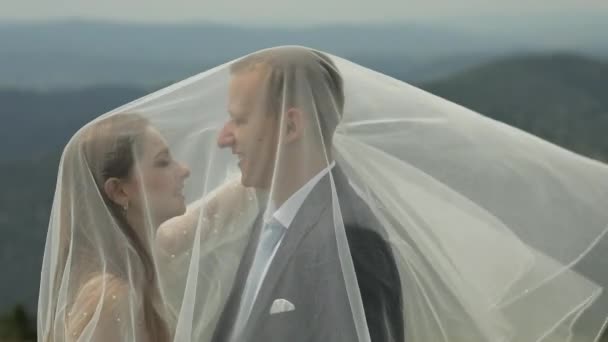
{"left": 37, "top": 113, "right": 192, "bottom": 341}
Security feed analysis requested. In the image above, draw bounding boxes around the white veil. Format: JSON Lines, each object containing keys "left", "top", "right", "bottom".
{"left": 38, "top": 46, "right": 608, "bottom": 342}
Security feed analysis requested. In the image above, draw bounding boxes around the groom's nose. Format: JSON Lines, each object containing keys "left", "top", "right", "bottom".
{"left": 217, "top": 122, "right": 235, "bottom": 148}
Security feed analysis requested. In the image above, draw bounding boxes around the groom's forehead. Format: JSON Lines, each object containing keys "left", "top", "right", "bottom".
{"left": 228, "top": 70, "right": 270, "bottom": 114}
{"left": 230, "top": 68, "right": 268, "bottom": 95}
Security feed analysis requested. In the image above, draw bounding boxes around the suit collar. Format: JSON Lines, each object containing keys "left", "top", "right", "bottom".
{"left": 265, "top": 161, "right": 336, "bottom": 228}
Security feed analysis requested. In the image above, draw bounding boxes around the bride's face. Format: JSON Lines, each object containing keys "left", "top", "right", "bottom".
{"left": 124, "top": 127, "right": 191, "bottom": 226}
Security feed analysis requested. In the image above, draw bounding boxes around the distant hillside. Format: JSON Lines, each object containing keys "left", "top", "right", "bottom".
{"left": 1, "top": 14, "right": 607, "bottom": 88}
{"left": 2, "top": 53, "right": 606, "bottom": 163}
{"left": 0, "top": 21, "right": 494, "bottom": 88}
{"left": 1, "top": 53, "right": 607, "bottom": 315}
{"left": 0, "top": 86, "right": 148, "bottom": 161}
{"left": 0, "top": 153, "right": 59, "bottom": 314}
{"left": 421, "top": 54, "right": 608, "bottom": 161}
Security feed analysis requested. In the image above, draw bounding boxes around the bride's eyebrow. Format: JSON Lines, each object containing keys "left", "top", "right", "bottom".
{"left": 154, "top": 148, "right": 170, "bottom": 159}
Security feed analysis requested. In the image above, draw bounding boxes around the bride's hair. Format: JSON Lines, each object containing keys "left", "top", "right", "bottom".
{"left": 56, "top": 113, "right": 171, "bottom": 341}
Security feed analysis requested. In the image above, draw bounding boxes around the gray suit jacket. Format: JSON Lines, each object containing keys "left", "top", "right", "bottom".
{"left": 211, "top": 167, "right": 403, "bottom": 342}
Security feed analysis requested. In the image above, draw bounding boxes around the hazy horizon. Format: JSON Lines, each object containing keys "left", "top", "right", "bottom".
{"left": 1, "top": 0, "right": 607, "bottom": 26}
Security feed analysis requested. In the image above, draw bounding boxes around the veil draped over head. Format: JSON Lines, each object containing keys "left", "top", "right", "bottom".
{"left": 39, "top": 46, "right": 607, "bottom": 342}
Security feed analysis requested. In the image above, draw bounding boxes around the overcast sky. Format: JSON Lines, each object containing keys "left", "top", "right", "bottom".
{"left": 1, "top": 0, "right": 607, "bottom": 25}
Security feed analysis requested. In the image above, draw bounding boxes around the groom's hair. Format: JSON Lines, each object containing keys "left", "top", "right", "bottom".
{"left": 230, "top": 46, "right": 344, "bottom": 147}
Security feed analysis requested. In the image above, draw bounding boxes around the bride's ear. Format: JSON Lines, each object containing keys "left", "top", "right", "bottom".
{"left": 103, "top": 177, "right": 130, "bottom": 209}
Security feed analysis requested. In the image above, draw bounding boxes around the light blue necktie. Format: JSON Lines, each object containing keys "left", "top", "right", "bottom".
{"left": 233, "top": 219, "right": 285, "bottom": 335}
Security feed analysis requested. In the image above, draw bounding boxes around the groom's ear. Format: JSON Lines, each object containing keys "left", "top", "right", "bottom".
{"left": 103, "top": 177, "right": 131, "bottom": 209}
{"left": 283, "top": 107, "right": 305, "bottom": 144}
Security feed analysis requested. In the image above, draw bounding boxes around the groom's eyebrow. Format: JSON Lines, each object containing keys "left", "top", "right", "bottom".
{"left": 228, "top": 110, "right": 246, "bottom": 122}
{"left": 228, "top": 104, "right": 247, "bottom": 119}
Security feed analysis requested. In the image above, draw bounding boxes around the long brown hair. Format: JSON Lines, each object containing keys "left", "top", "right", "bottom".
{"left": 64, "top": 113, "right": 171, "bottom": 341}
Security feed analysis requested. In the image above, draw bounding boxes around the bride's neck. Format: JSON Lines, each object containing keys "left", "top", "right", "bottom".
{"left": 125, "top": 212, "right": 158, "bottom": 245}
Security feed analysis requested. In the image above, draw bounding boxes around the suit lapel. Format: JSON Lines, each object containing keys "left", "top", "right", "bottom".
{"left": 244, "top": 174, "right": 334, "bottom": 328}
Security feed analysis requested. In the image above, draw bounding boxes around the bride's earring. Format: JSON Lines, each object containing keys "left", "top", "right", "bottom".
{"left": 123, "top": 201, "right": 129, "bottom": 212}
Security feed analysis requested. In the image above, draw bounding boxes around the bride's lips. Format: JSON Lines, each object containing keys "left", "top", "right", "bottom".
{"left": 236, "top": 154, "right": 246, "bottom": 168}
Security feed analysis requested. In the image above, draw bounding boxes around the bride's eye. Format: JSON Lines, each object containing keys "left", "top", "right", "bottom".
{"left": 155, "top": 159, "right": 170, "bottom": 167}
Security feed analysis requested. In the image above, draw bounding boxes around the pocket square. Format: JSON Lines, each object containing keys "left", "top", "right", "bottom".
{"left": 269, "top": 298, "right": 295, "bottom": 315}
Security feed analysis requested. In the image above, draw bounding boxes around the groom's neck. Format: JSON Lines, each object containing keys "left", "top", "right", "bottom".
{"left": 269, "top": 155, "right": 333, "bottom": 209}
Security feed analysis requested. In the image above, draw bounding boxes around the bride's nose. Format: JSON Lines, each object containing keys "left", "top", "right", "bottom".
{"left": 179, "top": 162, "right": 190, "bottom": 179}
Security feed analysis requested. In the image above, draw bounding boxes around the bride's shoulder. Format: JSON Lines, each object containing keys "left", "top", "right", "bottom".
{"left": 74, "top": 273, "right": 129, "bottom": 303}
{"left": 67, "top": 273, "right": 131, "bottom": 338}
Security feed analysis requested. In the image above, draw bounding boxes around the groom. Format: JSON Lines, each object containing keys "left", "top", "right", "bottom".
{"left": 213, "top": 46, "right": 404, "bottom": 342}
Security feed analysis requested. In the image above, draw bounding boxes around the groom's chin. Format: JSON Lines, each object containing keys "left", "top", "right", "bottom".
{"left": 240, "top": 174, "right": 268, "bottom": 191}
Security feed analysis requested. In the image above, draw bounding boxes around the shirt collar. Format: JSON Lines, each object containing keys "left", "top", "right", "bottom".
{"left": 265, "top": 161, "right": 336, "bottom": 228}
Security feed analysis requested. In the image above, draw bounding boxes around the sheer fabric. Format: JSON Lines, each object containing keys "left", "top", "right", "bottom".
{"left": 39, "top": 46, "right": 608, "bottom": 341}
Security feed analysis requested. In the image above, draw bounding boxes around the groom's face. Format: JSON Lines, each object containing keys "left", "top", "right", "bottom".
{"left": 218, "top": 68, "right": 280, "bottom": 189}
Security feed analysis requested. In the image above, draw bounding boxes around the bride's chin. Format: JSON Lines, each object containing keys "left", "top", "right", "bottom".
{"left": 155, "top": 204, "right": 187, "bottom": 226}
{"left": 174, "top": 201, "right": 187, "bottom": 217}
{"left": 168, "top": 207, "right": 186, "bottom": 220}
